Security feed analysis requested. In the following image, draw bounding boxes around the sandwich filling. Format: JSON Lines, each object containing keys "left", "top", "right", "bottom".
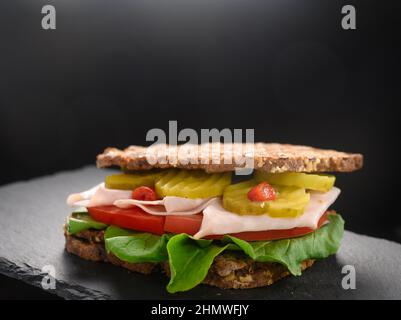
{"left": 66, "top": 169, "right": 344, "bottom": 292}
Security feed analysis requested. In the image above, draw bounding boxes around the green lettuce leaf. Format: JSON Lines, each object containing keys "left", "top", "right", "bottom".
{"left": 166, "top": 213, "right": 344, "bottom": 292}
{"left": 223, "top": 214, "right": 344, "bottom": 275}
{"left": 84, "top": 213, "right": 343, "bottom": 293}
{"left": 67, "top": 208, "right": 108, "bottom": 234}
{"left": 104, "top": 225, "right": 133, "bottom": 239}
{"left": 104, "top": 225, "right": 169, "bottom": 263}
{"left": 166, "top": 234, "right": 231, "bottom": 293}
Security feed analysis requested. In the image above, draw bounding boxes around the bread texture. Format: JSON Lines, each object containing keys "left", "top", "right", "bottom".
{"left": 65, "top": 229, "right": 314, "bottom": 289}
{"left": 96, "top": 143, "right": 363, "bottom": 173}
{"left": 64, "top": 231, "right": 158, "bottom": 274}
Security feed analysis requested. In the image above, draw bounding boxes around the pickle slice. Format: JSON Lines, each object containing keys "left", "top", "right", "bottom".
{"left": 255, "top": 171, "right": 335, "bottom": 192}
{"left": 222, "top": 180, "right": 310, "bottom": 217}
{"left": 264, "top": 195, "right": 310, "bottom": 217}
{"left": 105, "top": 170, "right": 163, "bottom": 190}
{"left": 155, "top": 169, "right": 231, "bottom": 199}
{"left": 274, "top": 185, "right": 308, "bottom": 200}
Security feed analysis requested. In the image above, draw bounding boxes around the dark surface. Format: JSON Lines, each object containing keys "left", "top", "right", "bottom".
{"left": 0, "top": 0, "right": 400, "bottom": 244}
{"left": 0, "top": 167, "right": 400, "bottom": 300}
{"left": 0, "top": 275, "right": 61, "bottom": 300}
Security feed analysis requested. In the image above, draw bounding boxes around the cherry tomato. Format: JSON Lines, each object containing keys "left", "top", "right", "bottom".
{"left": 248, "top": 182, "right": 276, "bottom": 202}
{"left": 132, "top": 186, "right": 157, "bottom": 201}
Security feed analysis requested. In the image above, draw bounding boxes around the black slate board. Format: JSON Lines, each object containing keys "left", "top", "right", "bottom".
{"left": 1, "top": 167, "right": 400, "bottom": 300}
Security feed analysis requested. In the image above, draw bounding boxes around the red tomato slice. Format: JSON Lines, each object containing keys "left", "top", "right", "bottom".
{"left": 88, "top": 204, "right": 331, "bottom": 241}
{"left": 164, "top": 214, "right": 203, "bottom": 235}
{"left": 87, "top": 205, "right": 165, "bottom": 235}
{"left": 212, "top": 211, "right": 330, "bottom": 241}
{"left": 164, "top": 211, "right": 330, "bottom": 241}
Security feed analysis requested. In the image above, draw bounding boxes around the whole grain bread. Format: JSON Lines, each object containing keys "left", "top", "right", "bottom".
{"left": 65, "top": 229, "right": 314, "bottom": 289}
{"left": 64, "top": 231, "right": 158, "bottom": 274}
{"left": 97, "top": 143, "right": 363, "bottom": 173}
{"left": 162, "top": 253, "right": 314, "bottom": 289}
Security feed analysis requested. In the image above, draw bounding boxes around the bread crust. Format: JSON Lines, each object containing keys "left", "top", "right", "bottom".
{"left": 65, "top": 231, "right": 314, "bottom": 289}
{"left": 65, "top": 232, "right": 157, "bottom": 274}
{"left": 96, "top": 143, "right": 363, "bottom": 173}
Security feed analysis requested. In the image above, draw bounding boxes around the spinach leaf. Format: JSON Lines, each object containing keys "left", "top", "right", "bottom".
{"left": 104, "top": 225, "right": 169, "bottom": 263}
{"left": 67, "top": 208, "right": 107, "bottom": 234}
{"left": 104, "top": 225, "right": 133, "bottom": 239}
{"left": 165, "top": 213, "right": 344, "bottom": 292}
{"left": 223, "top": 214, "right": 344, "bottom": 275}
{"left": 94, "top": 214, "right": 343, "bottom": 293}
{"left": 166, "top": 234, "right": 231, "bottom": 293}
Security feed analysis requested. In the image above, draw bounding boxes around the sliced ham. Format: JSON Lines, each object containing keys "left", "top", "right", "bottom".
{"left": 66, "top": 183, "right": 132, "bottom": 207}
{"left": 113, "top": 197, "right": 216, "bottom": 216}
{"left": 67, "top": 182, "right": 340, "bottom": 236}
{"left": 193, "top": 187, "right": 341, "bottom": 239}
{"left": 66, "top": 183, "right": 216, "bottom": 215}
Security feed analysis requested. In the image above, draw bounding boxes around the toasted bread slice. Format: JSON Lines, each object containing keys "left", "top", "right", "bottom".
{"left": 64, "top": 231, "right": 158, "bottom": 274}
{"left": 65, "top": 229, "right": 314, "bottom": 289}
{"left": 97, "top": 143, "right": 363, "bottom": 173}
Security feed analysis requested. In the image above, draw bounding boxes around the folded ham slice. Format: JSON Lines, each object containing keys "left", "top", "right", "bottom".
{"left": 67, "top": 183, "right": 340, "bottom": 235}
{"left": 66, "top": 183, "right": 216, "bottom": 215}
{"left": 114, "top": 197, "right": 216, "bottom": 216}
{"left": 66, "top": 183, "right": 132, "bottom": 208}
{"left": 193, "top": 187, "right": 341, "bottom": 239}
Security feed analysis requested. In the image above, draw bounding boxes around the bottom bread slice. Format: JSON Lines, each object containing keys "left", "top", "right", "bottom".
{"left": 65, "top": 230, "right": 314, "bottom": 289}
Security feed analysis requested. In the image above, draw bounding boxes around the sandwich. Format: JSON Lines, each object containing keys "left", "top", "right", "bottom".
{"left": 64, "top": 143, "right": 363, "bottom": 293}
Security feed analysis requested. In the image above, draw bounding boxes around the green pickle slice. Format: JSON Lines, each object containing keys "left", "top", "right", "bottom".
{"left": 105, "top": 170, "right": 163, "bottom": 190}
{"left": 255, "top": 171, "right": 335, "bottom": 192}
{"left": 222, "top": 180, "right": 310, "bottom": 217}
{"left": 155, "top": 169, "right": 231, "bottom": 199}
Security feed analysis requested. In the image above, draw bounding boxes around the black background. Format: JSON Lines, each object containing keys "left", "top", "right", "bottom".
{"left": 0, "top": 0, "right": 400, "bottom": 255}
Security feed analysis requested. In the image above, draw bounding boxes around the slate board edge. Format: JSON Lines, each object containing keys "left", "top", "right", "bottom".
{"left": 1, "top": 167, "right": 401, "bottom": 300}
{"left": 0, "top": 257, "right": 111, "bottom": 300}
